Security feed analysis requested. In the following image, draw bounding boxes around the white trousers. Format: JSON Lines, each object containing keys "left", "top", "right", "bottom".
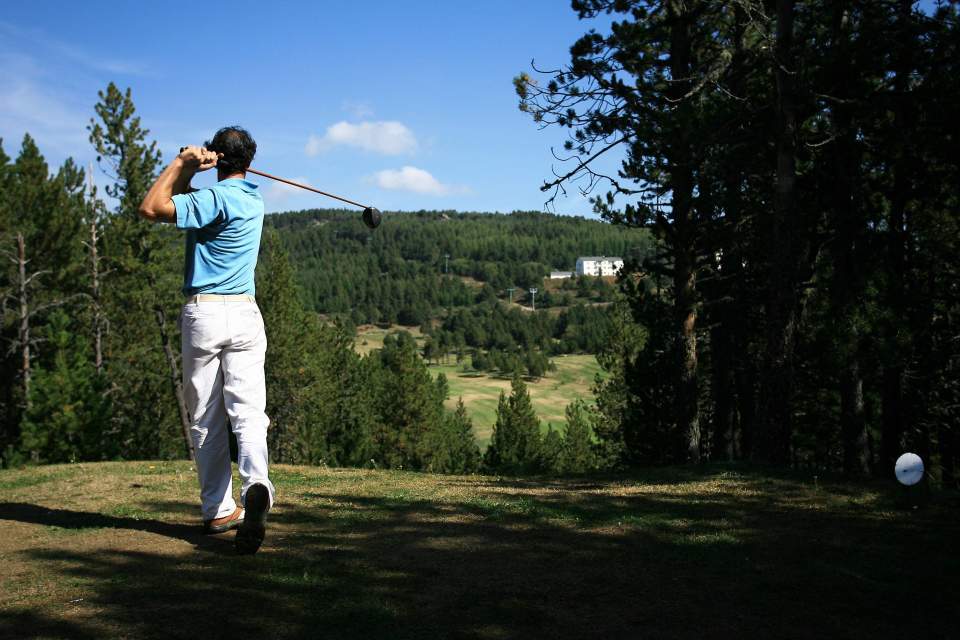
{"left": 180, "top": 298, "right": 275, "bottom": 520}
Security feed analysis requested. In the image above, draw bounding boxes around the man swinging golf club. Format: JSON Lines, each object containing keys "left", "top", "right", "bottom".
{"left": 139, "top": 125, "right": 274, "bottom": 555}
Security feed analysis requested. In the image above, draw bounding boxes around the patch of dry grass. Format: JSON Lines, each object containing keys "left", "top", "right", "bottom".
{"left": 0, "top": 462, "right": 955, "bottom": 639}
{"left": 354, "top": 325, "right": 425, "bottom": 355}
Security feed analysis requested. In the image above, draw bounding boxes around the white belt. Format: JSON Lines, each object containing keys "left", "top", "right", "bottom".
{"left": 186, "top": 294, "right": 256, "bottom": 304}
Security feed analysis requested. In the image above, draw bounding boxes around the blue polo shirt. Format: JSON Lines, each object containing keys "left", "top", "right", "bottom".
{"left": 172, "top": 178, "right": 264, "bottom": 296}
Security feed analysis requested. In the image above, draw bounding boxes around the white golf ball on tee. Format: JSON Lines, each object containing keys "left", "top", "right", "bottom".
{"left": 895, "top": 453, "right": 924, "bottom": 486}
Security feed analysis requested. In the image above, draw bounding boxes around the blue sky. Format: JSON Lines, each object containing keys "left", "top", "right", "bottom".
{"left": 0, "top": 1, "right": 612, "bottom": 216}
{"left": 2, "top": 1, "right": 941, "bottom": 216}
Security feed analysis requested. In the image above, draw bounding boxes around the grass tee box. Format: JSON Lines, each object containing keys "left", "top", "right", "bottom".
{"left": 0, "top": 461, "right": 956, "bottom": 639}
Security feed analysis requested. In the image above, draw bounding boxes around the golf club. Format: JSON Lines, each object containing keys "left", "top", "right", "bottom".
{"left": 246, "top": 167, "right": 382, "bottom": 230}
{"left": 179, "top": 147, "right": 382, "bottom": 229}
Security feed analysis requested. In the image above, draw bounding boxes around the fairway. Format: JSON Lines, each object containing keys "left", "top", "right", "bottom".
{"left": 430, "top": 354, "right": 603, "bottom": 446}
{"left": 0, "top": 462, "right": 955, "bottom": 639}
{"left": 354, "top": 326, "right": 604, "bottom": 446}
{"left": 354, "top": 324, "right": 426, "bottom": 355}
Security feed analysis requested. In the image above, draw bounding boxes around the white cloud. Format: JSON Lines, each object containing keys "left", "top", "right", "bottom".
{"left": 372, "top": 166, "right": 464, "bottom": 196}
{"left": 305, "top": 120, "right": 417, "bottom": 156}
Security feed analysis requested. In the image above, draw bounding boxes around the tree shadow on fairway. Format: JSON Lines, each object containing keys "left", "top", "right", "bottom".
{"left": 0, "top": 469, "right": 956, "bottom": 640}
{"left": 0, "top": 502, "right": 233, "bottom": 555}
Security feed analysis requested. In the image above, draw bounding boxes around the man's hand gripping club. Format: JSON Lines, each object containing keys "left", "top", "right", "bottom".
{"left": 138, "top": 146, "right": 221, "bottom": 223}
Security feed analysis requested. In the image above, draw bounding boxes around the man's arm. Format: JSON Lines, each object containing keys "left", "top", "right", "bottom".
{"left": 139, "top": 146, "right": 219, "bottom": 223}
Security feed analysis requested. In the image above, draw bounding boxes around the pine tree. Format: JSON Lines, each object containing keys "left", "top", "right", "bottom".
{"left": 19, "top": 311, "right": 112, "bottom": 463}
{"left": 0, "top": 139, "right": 12, "bottom": 457}
{"left": 255, "top": 227, "right": 315, "bottom": 462}
{"left": 540, "top": 425, "right": 563, "bottom": 474}
{"left": 1, "top": 138, "right": 88, "bottom": 461}
{"left": 371, "top": 331, "right": 445, "bottom": 469}
{"left": 558, "top": 400, "right": 597, "bottom": 474}
{"left": 484, "top": 373, "right": 542, "bottom": 474}
{"left": 423, "top": 398, "right": 481, "bottom": 474}
{"left": 88, "top": 83, "right": 189, "bottom": 460}
{"left": 515, "top": 0, "right": 740, "bottom": 462}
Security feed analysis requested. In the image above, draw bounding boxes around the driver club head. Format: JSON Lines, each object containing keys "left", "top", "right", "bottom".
{"left": 363, "top": 207, "right": 382, "bottom": 229}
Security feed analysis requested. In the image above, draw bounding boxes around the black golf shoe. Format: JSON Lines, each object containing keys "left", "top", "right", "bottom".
{"left": 235, "top": 483, "right": 269, "bottom": 555}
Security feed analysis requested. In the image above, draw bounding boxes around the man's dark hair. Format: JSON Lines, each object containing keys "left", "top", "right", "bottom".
{"left": 205, "top": 126, "right": 256, "bottom": 175}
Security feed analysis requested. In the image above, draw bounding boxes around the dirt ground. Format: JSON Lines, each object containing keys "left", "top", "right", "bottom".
{"left": 0, "top": 462, "right": 956, "bottom": 639}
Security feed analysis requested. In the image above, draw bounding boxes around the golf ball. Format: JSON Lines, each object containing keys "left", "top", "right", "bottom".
{"left": 895, "top": 452, "right": 924, "bottom": 486}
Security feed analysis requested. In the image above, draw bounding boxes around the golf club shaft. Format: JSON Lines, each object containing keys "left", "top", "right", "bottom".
{"left": 245, "top": 167, "right": 369, "bottom": 210}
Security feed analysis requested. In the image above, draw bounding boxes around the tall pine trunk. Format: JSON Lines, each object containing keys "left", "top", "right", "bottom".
{"left": 940, "top": 423, "right": 957, "bottom": 489}
{"left": 829, "top": 1, "right": 869, "bottom": 475}
{"left": 15, "top": 233, "right": 32, "bottom": 412}
{"left": 86, "top": 167, "right": 104, "bottom": 375}
{"left": 880, "top": 0, "right": 913, "bottom": 474}
{"left": 758, "top": 0, "right": 800, "bottom": 464}
{"left": 840, "top": 361, "right": 868, "bottom": 473}
{"left": 711, "top": 5, "right": 750, "bottom": 462}
{"left": 668, "top": 1, "right": 700, "bottom": 462}
{"left": 710, "top": 319, "right": 735, "bottom": 461}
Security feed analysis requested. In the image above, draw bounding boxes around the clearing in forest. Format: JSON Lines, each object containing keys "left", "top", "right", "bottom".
{"left": 430, "top": 354, "right": 603, "bottom": 445}
{"left": 354, "top": 325, "right": 603, "bottom": 445}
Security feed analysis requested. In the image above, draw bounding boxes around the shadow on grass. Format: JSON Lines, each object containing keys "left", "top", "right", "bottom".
{"left": 0, "top": 502, "right": 232, "bottom": 555}
{"left": 0, "top": 471, "right": 956, "bottom": 640}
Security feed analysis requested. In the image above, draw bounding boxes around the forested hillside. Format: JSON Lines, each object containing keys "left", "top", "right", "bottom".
{"left": 0, "top": 86, "right": 646, "bottom": 472}
{"left": 267, "top": 209, "right": 650, "bottom": 325}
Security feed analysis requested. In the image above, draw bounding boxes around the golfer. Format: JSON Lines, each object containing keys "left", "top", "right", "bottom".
{"left": 139, "top": 126, "right": 274, "bottom": 555}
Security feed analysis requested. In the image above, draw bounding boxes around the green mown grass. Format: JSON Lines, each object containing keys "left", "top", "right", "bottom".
{"left": 353, "top": 326, "right": 604, "bottom": 447}
{"left": 1, "top": 461, "right": 955, "bottom": 639}
{"left": 430, "top": 354, "right": 604, "bottom": 445}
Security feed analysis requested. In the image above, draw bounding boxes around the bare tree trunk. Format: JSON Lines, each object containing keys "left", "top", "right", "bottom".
{"left": 9, "top": 232, "right": 41, "bottom": 463}
{"left": 758, "top": 0, "right": 800, "bottom": 465}
{"left": 940, "top": 422, "right": 957, "bottom": 489}
{"left": 155, "top": 305, "right": 194, "bottom": 461}
{"left": 139, "top": 230, "right": 194, "bottom": 461}
{"left": 735, "top": 362, "right": 756, "bottom": 458}
{"left": 675, "top": 252, "right": 700, "bottom": 462}
{"left": 711, "top": 226, "right": 744, "bottom": 462}
{"left": 91, "top": 224, "right": 103, "bottom": 374}
{"left": 15, "top": 233, "right": 31, "bottom": 412}
{"left": 710, "top": 5, "right": 751, "bottom": 463}
{"left": 829, "top": 1, "right": 869, "bottom": 475}
{"left": 881, "top": 0, "right": 913, "bottom": 474}
{"left": 881, "top": 366, "right": 904, "bottom": 469}
{"left": 840, "top": 360, "right": 868, "bottom": 474}
{"left": 86, "top": 166, "right": 104, "bottom": 375}
{"left": 711, "top": 322, "right": 735, "bottom": 462}
{"left": 709, "top": 5, "right": 756, "bottom": 462}
{"left": 668, "top": 0, "right": 700, "bottom": 463}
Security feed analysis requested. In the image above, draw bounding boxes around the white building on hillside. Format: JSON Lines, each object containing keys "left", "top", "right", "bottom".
{"left": 550, "top": 271, "right": 573, "bottom": 280}
{"left": 575, "top": 256, "right": 624, "bottom": 277}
